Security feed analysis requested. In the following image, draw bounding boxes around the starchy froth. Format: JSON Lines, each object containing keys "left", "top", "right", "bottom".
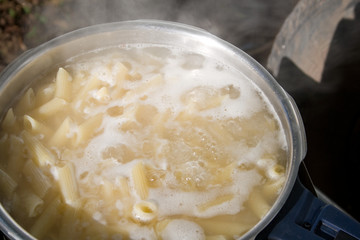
{"left": 0, "top": 44, "right": 288, "bottom": 240}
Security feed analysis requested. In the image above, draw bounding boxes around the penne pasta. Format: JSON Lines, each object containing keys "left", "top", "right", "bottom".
{"left": 22, "top": 160, "right": 52, "bottom": 198}
{"left": 205, "top": 120, "right": 234, "bottom": 145}
{"left": 8, "top": 192, "right": 25, "bottom": 219}
{"left": 210, "top": 162, "right": 235, "bottom": 185}
{"left": 197, "top": 218, "right": 252, "bottom": 237}
{"left": 15, "top": 88, "right": 35, "bottom": 115}
{"left": 57, "top": 162, "right": 80, "bottom": 208}
{"left": 1, "top": 108, "right": 16, "bottom": 131}
{"left": 49, "top": 117, "right": 73, "bottom": 148}
{"left": 31, "top": 97, "right": 68, "bottom": 118}
{"left": 58, "top": 206, "right": 80, "bottom": 240}
{"left": 20, "top": 188, "right": 44, "bottom": 217}
{"left": 0, "top": 134, "right": 9, "bottom": 164}
{"left": 6, "top": 135, "right": 25, "bottom": 181}
{"left": 151, "top": 109, "right": 172, "bottom": 138}
{"left": 23, "top": 115, "right": 53, "bottom": 138}
{"left": 73, "top": 76, "right": 103, "bottom": 104}
{"left": 206, "top": 235, "right": 227, "bottom": 240}
{"left": 117, "top": 176, "right": 131, "bottom": 199}
{"left": 181, "top": 86, "right": 225, "bottom": 111}
{"left": 132, "top": 200, "right": 157, "bottom": 223}
{"left": 81, "top": 198, "right": 98, "bottom": 217}
{"left": 55, "top": 68, "right": 72, "bottom": 102}
{"left": 132, "top": 161, "right": 149, "bottom": 200}
{"left": 29, "top": 197, "right": 61, "bottom": 239}
{"left": 0, "top": 168, "right": 18, "bottom": 199}
{"left": 94, "top": 87, "right": 111, "bottom": 103}
{"left": 155, "top": 219, "right": 171, "bottom": 235}
{"left": 123, "top": 74, "right": 164, "bottom": 102}
{"left": 101, "top": 179, "right": 117, "bottom": 206}
{"left": 110, "top": 62, "right": 129, "bottom": 99}
{"left": 35, "top": 83, "right": 56, "bottom": 107}
{"left": 197, "top": 194, "right": 234, "bottom": 212}
{"left": 74, "top": 113, "right": 103, "bottom": 146}
{"left": 21, "top": 131, "right": 56, "bottom": 166}
{"left": 247, "top": 189, "right": 271, "bottom": 219}
{"left": 113, "top": 62, "right": 129, "bottom": 82}
{"left": 263, "top": 176, "right": 286, "bottom": 201}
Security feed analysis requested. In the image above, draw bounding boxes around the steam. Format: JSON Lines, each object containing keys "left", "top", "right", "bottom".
{"left": 29, "top": 0, "right": 297, "bottom": 64}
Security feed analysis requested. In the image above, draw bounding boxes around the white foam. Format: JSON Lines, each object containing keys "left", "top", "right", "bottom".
{"left": 92, "top": 211, "right": 106, "bottom": 225}
{"left": 139, "top": 53, "right": 264, "bottom": 119}
{"left": 69, "top": 44, "right": 265, "bottom": 120}
{"left": 161, "top": 219, "right": 205, "bottom": 240}
{"left": 64, "top": 44, "right": 288, "bottom": 225}
{"left": 129, "top": 225, "right": 157, "bottom": 240}
{"left": 149, "top": 169, "right": 261, "bottom": 218}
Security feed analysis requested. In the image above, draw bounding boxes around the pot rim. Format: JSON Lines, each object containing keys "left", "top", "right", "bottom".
{"left": 0, "top": 20, "right": 307, "bottom": 240}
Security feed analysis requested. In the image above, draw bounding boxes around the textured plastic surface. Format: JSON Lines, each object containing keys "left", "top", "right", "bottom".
{"left": 256, "top": 177, "right": 360, "bottom": 240}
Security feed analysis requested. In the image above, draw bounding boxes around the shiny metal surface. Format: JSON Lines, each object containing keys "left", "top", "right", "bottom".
{"left": 0, "top": 20, "right": 306, "bottom": 240}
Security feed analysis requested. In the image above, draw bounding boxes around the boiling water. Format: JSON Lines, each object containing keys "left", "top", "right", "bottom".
{"left": 0, "top": 45, "right": 288, "bottom": 240}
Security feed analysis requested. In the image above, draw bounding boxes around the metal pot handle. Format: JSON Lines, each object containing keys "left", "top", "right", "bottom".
{"left": 256, "top": 171, "right": 360, "bottom": 240}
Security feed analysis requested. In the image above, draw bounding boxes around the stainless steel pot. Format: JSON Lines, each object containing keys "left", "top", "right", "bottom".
{"left": 0, "top": 20, "right": 307, "bottom": 240}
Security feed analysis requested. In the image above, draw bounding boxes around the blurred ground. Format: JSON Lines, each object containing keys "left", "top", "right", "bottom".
{"left": 0, "top": 0, "right": 298, "bottom": 71}
{"left": 0, "top": 0, "right": 39, "bottom": 71}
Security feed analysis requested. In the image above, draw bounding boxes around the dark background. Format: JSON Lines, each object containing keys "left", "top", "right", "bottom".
{"left": 1, "top": 0, "right": 359, "bottom": 232}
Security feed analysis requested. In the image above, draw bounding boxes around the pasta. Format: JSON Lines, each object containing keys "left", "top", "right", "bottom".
{"left": 123, "top": 73, "right": 164, "bottom": 102}
{"left": 247, "top": 189, "right": 271, "bottom": 219}
{"left": 94, "top": 86, "right": 111, "bottom": 103}
{"left": 29, "top": 197, "right": 61, "bottom": 239}
{"left": 49, "top": 117, "right": 72, "bottom": 148}
{"left": 181, "top": 86, "right": 225, "bottom": 111}
{"left": 100, "top": 179, "right": 120, "bottom": 208}
{"left": 73, "top": 76, "right": 103, "bottom": 104}
{"left": 0, "top": 45, "right": 288, "bottom": 240}
{"left": 35, "top": 83, "right": 55, "bottom": 107}
{"left": 267, "top": 164, "right": 285, "bottom": 180}
{"left": 209, "top": 162, "right": 235, "bottom": 185}
{"left": 31, "top": 97, "right": 68, "bottom": 118}
{"left": 20, "top": 188, "right": 44, "bottom": 217}
{"left": 117, "top": 176, "right": 131, "bottom": 198}
{"left": 197, "top": 218, "right": 252, "bottom": 236}
{"left": 6, "top": 135, "right": 25, "bottom": 181}
{"left": 206, "top": 235, "right": 227, "bottom": 240}
{"left": 22, "top": 160, "right": 51, "bottom": 198}
{"left": 132, "top": 200, "right": 158, "bottom": 223}
{"left": 263, "top": 176, "right": 286, "bottom": 201}
{"left": 58, "top": 206, "right": 80, "bottom": 240}
{"left": 0, "top": 168, "right": 17, "bottom": 199}
{"left": 114, "top": 62, "right": 129, "bottom": 82}
{"left": 23, "top": 115, "right": 53, "bottom": 138}
{"left": 132, "top": 161, "right": 149, "bottom": 200}
{"left": 57, "top": 162, "right": 80, "bottom": 208}
{"left": 55, "top": 67, "right": 72, "bottom": 102}
{"left": 15, "top": 88, "right": 35, "bottom": 115}
{"left": 21, "top": 131, "right": 56, "bottom": 166}
{"left": 1, "top": 108, "right": 16, "bottom": 131}
{"left": 197, "top": 194, "right": 234, "bottom": 212}
{"left": 0, "top": 134, "right": 8, "bottom": 159}
{"left": 74, "top": 113, "right": 103, "bottom": 146}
